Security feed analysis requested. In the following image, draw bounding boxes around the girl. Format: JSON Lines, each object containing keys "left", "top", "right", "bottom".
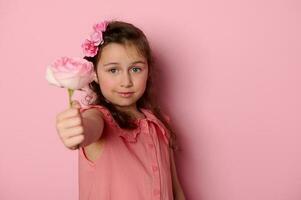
{"left": 55, "top": 20, "right": 185, "bottom": 200}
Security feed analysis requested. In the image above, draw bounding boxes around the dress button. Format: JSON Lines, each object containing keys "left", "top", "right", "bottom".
{"left": 152, "top": 165, "right": 158, "bottom": 171}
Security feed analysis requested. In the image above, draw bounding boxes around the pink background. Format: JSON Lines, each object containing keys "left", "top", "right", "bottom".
{"left": 1, "top": 0, "right": 300, "bottom": 199}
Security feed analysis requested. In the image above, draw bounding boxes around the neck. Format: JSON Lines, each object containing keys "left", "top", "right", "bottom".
{"left": 114, "top": 104, "right": 137, "bottom": 112}
{"left": 114, "top": 104, "right": 145, "bottom": 120}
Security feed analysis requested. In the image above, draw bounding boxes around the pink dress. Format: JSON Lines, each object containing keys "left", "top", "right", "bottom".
{"left": 78, "top": 104, "right": 174, "bottom": 200}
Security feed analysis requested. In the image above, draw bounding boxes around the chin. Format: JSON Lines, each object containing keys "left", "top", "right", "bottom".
{"left": 111, "top": 98, "right": 135, "bottom": 106}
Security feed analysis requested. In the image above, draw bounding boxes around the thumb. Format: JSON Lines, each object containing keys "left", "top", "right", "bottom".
{"left": 71, "top": 100, "right": 81, "bottom": 109}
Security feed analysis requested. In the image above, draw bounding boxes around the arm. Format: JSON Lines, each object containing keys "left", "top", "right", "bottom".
{"left": 80, "top": 108, "right": 105, "bottom": 147}
{"left": 170, "top": 148, "right": 186, "bottom": 200}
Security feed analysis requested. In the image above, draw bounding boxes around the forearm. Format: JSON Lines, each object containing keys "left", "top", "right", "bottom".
{"left": 80, "top": 109, "right": 104, "bottom": 147}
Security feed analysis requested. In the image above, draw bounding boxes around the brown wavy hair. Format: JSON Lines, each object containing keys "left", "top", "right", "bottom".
{"left": 84, "top": 20, "right": 178, "bottom": 150}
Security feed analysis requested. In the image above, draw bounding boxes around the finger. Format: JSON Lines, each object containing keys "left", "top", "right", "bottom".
{"left": 60, "top": 116, "right": 83, "bottom": 129}
{"left": 56, "top": 116, "right": 80, "bottom": 131}
{"left": 61, "top": 126, "right": 84, "bottom": 139}
{"left": 57, "top": 108, "right": 81, "bottom": 122}
{"left": 65, "top": 134, "right": 85, "bottom": 149}
{"left": 70, "top": 144, "right": 80, "bottom": 150}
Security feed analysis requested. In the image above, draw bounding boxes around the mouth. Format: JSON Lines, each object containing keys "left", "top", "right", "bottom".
{"left": 118, "top": 92, "right": 134, "bottom": 97}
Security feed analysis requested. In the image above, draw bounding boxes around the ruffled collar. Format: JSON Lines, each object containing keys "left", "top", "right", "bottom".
{"left": 91, "top": 105, "right": 169, "bottom": 144}
{"left": 117, "top": 108, "right": 170, "bottom": 144}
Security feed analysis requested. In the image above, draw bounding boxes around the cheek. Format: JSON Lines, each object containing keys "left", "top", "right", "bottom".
{"left": 99, "top": 75, "right": 115, "bottom": 91}
{"left": 141, "top": 71, "right": 149, "bottom": 84}
{"left": 136, "top": 73, "right": 148, "bottom": 89}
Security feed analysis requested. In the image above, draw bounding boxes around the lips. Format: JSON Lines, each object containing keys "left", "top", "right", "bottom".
{"left": 118, "top": 92, "right": 134, "bottom": 98}
{"left": 118, "top": 92, "right": 134, "bottom": 94}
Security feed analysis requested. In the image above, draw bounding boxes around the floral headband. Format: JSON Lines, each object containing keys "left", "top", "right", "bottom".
{"left": 81, "top": 20, "right": 110, "bottom": 57}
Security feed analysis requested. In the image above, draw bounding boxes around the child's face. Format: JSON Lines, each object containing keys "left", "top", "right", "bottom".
{"left": 94, "top": 42, "right": 149, "bottom": 112}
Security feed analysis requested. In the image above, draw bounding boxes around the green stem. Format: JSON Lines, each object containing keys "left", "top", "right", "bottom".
{"left": 68, "top": 88, "right": 74, "bottom": 108}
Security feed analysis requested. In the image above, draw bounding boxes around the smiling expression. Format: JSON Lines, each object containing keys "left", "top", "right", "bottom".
{"left": 93, "top": 42, "right": 149, "bottom": 113}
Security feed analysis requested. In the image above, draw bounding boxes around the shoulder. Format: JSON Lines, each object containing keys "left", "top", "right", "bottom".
{"left": 141, "top": 108, "right": 172, "bottom": 144}
{"left": 141, "top": 108, "right": 171, "bottom": 123}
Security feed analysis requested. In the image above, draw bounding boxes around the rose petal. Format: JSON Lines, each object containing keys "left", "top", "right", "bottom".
{"left": 45, "top": 66, "right": 62, "bottom": 87}
{"left": 93, "top": 20, "right": 109, "bottom": 32}
{"left": 47, "top": 57, "right": 94, "bottom": 89}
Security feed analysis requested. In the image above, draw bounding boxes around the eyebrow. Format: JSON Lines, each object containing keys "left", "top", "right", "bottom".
{"left": 103, "top": 61, "right": 146, "bottom": 67}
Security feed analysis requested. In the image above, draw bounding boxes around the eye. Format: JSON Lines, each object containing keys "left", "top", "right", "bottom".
{"left": 108, "top": 68, "right": 118, "bottom": 74}
{"left": 131, "top": 67, "right": 142, "bottom": 73}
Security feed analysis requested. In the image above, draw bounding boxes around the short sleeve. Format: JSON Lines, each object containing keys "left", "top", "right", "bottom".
{"left": 79, "top": 104, "right": 117, "bottom": 128}
{"left": 161, "top": 113, "right": 173, "bottom": 145}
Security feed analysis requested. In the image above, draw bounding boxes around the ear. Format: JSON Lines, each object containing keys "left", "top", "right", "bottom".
{"left": 93, "top": 72, "right": 99, "bottom": 83}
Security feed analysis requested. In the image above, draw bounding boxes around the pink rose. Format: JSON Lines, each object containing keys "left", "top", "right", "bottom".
{"left": 81, "top": 39, "right": 99, "bottom": 57}
{"left": 46, "top": 56, "right": 96, "bottom": 107}
{"left": 93, "top": 20, "right": 109, "bottom": 33}
{"left": 46, "top": 57, "right": 95, "bottom": 90}
{"left": 90, "top": 31, "right": 103, "bottom": 45}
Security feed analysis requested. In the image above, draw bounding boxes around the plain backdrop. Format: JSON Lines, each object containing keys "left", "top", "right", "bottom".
{"left": 0, "top": 0, "right": 300, "bottom": 199}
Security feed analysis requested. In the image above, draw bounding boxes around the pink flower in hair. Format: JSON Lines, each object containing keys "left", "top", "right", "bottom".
{"left": 93, "top": 20, "right": 109, "bottom": 33}
{"left": 90, "top": 31, "right": 103, "bottom": 46}
{"left": 81, "top": 20, "right": 110, "bottom": 57}
{"left": 81, "top": 39, "right": 99, "bottom": 57}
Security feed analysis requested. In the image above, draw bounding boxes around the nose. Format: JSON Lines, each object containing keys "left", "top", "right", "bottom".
{"left": 120, "top": 71, "right": 133, "bottom": 88}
